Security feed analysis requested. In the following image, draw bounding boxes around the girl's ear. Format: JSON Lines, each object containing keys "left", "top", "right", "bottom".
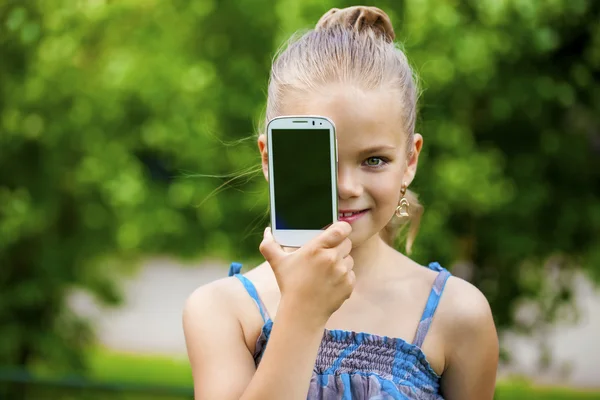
{"left": 257, "top": 134, "right": 269, "bottom": 181}
{"left": 403, "top": 133, "right": 423, "bottom": 185}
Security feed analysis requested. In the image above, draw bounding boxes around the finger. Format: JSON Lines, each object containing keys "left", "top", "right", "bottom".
{"left": 343, "top": 255, "right": 354, "bottom": 272}
{"left": 346, "top": 269, "right": 356, "bottom": 288}
{"left": 319, "top": 221, "right": 352, "bottom": 249}
{"left": 282, "top": 246, "right": 298, "bottom": 254}
{"left": 259, "top": 227, "right": 285, "bottom": 265}
{"left": 337, "top": 238, "right": 352, "bottom": 260}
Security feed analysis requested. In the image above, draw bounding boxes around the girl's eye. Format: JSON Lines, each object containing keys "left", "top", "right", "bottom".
{"left": 364, "top": 157, "right": 386, "bottom": 167}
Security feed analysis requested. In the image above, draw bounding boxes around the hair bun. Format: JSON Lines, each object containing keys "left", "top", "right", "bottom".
{"left": 316, "top": 6, "right": 395, "bottom": 42}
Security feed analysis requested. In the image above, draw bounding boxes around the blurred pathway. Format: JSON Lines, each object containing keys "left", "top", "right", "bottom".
{"left": 68, "top": 258, "right": 600, "bottom": 387}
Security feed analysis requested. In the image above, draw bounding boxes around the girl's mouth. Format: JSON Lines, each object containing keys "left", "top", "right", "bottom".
{"left": 337, "top": 209, "right": 368, "bottom": 223}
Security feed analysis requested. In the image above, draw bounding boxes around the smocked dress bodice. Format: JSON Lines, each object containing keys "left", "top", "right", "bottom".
{"left": 228, "top": 262, "right": 451, "bottom": 400}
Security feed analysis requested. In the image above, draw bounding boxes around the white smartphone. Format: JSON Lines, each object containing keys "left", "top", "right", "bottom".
{"left": 267, "top": 115, "right": 338, "bottom": 247}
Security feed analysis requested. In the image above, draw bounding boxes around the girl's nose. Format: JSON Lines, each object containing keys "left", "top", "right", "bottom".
{"left": 337, "top": 167, "right": 363, "bottom": 199}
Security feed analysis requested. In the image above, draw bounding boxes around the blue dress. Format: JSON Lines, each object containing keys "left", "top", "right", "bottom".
{"left": 228, "top": 262, "right": 451, "bottom": 400}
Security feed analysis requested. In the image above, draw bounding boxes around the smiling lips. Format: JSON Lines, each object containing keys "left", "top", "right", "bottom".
{"left": 338, "top": 209, "right": 369, "bottom": 223}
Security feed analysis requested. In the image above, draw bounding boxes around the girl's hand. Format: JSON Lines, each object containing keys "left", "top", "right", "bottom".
{"left": 259, "top": 222, "right": 354, "bottom": 326}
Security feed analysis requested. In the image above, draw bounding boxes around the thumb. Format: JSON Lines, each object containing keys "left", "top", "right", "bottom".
{"left": 259, "top": 227, "right": 285, "bottom": 265}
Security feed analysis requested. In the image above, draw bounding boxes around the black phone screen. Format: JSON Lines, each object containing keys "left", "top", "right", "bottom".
{"left": 271, "top": 128, "right": 334, "bottom": 230}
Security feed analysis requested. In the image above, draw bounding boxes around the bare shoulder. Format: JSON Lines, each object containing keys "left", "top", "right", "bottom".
{"left": 435, "top": 275, "right": 499, "bottom": 398}
{"left": 183, "top": 263, "right": 275, "bottom": 348}
{"left": 393, "top": 255, "right": 494, "bottom": 337}
{"left": 182, "top": 275, "right": 260, "bottom": 399}
{"left": 429, "top": 274, "right": 499, "bottom": 398}
{"left": 184, "top": 275, "right": 247, "bottom": 319}
{"left": 182, "top": 276, "right": 247, "bottom": 349}
{"left": 438, "top": 275, "right": 495, "bottom": 333}
{"left": 183, "top": 262, "right": 272, "bottom": 317}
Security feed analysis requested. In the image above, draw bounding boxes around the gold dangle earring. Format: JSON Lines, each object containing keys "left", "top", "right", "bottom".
{"left": 395, "top": 183, "right": 410, "bottom": 218}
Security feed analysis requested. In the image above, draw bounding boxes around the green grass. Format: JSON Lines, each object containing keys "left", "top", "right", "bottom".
{"left": 24, "top": 348, "right": 600, "bottom": 399}
{"left": 85, "top": 348, "right": 193, "bottom": 388}
{"left": 84, "top": 349, "right": 600, "bottom": 399}
{"left": 1, "top": 349, "right": 193, "bottom": 399}
{"left": 495, "top": 379, "right": 600, "bottom": 399}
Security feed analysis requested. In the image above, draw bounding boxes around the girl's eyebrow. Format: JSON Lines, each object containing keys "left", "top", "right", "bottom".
{"left": 358, "top": 145, "right": 397, "bottom": 157}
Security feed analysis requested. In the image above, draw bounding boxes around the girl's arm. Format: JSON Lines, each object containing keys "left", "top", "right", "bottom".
{"left": 184, "top": 223, "right": 354, "bottom": 400}
{"left": 439, "top": 278, "right": 499, "bottom": 400}
{"left": 183, "top": 280, "right": 257, "bottom": 399}
{"left": 183, "top": 280, "right": 326, "bottom": 400}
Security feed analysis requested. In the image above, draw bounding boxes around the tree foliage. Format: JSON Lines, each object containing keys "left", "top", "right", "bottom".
{"left": 1, "top": 0, "right": 598, "bottom": 370}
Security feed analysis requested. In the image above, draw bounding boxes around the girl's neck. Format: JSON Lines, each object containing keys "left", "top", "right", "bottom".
{"left": 349, "top": 235, "right": 394, "bottom": 282}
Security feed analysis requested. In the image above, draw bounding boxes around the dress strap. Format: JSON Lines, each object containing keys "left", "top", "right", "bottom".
{"left": 228, "top": 262, "right": 243, "bottom": 276}
{"left": 228, "top": 262, "right": 271, "bottom": 324}
{"left": 412, "top": 263, "right": 452, "bottom": 348}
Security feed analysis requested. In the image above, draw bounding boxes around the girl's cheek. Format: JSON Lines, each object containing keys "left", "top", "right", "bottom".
{"left": 370, "top": 172, "right": 402, "bottom": 192}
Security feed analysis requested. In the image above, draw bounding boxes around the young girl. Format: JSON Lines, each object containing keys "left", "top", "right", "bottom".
{"left": 183, "top": 6, "right": 499, "bottom": 400}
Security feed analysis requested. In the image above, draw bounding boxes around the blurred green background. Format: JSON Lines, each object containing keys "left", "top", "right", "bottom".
{"left": 1, "top": 0, "right": 599, "bottom": 398}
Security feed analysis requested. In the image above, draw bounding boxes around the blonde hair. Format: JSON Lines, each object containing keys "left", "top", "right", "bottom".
{"left": 262, "top": 7, "right": 423, "bottom": 253}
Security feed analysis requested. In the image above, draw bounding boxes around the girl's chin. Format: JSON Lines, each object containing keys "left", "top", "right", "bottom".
{"left": 347, "top": 227, "right": 384, "bottom": 248}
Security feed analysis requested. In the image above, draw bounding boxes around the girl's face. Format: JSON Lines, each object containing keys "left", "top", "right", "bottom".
{"left": 260, "top": 84, "right": 422, "bottom": 247}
